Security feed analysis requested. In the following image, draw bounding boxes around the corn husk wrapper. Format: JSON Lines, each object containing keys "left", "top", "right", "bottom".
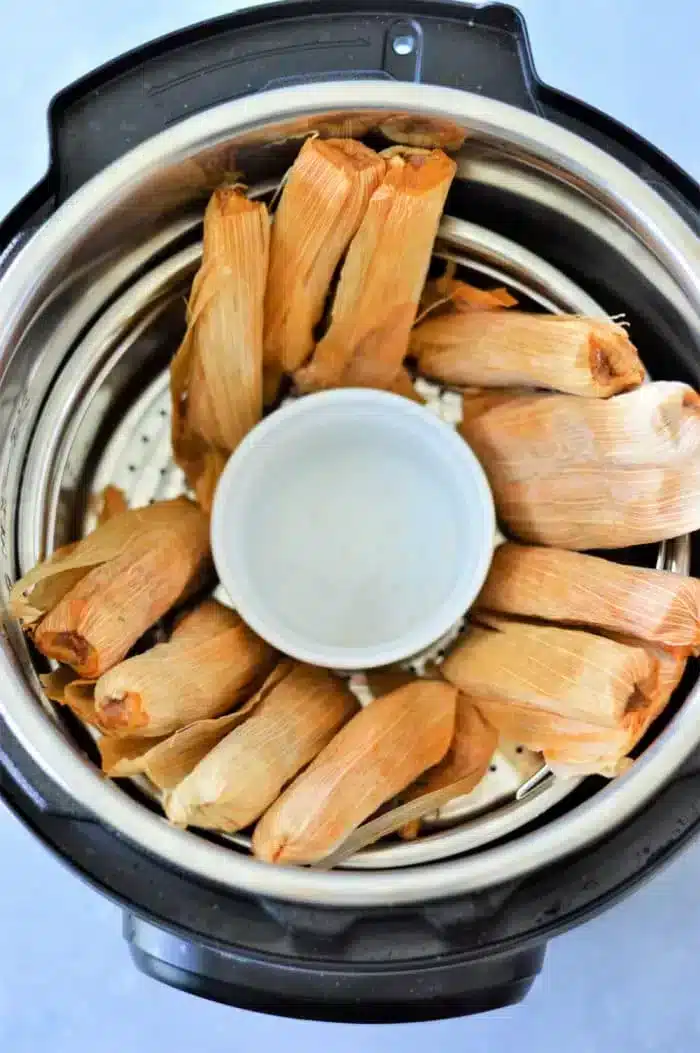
{"left": 263, "top": 138, "right": 385, "bottom": 393}
{"left": 413, "top": 312, "right": 644, "bottom": 397}
{"left": 460, "top": 381, "right": 700, "bottom": 549}
{"left": 170, "top": 598, "right": 239, "bottom": 645}
{"left": 44, "top": 599, "right": 274, "bottom": 738}
{"left": 284, "top": 113, "right": 378, "bottom": 139}
{"left": 170, "top": 186, "right": 270, "bottom": 510}
{"left": 92, "top": 485, "right": 129, "bottom": 526}
{"left": 476, "top": 542, "right": 700, "bottom": 655}
{"left": 98, "top": 700, "right": 252, "bottom": 789}
{"left": 252, "top": 679, "right": 457, "bottom": 865}
{"left": 399, "top": 701, "right": 497, "bottom": 814}
{"left": 379, "top": 115, "right": 466, "bottom": 152}
{"left": 313, "top": 114, "right": 378, "bottom": 138}
{"left": 165, "top": 662, "right": 359, "bottom": 832}
{"left": 317, "top": 700, "right": 499, "bottom": 864}
{"left": 442, "top": 614, "right": 664, "bottom": 778}
{"left": 418, "top": 262, "right": 517, "bottom": 321}
{"left": 542, "top": 636, "right": 686, "bottom": 778}
{"left": 365, "top": 667, "right": 501, "bottom": 841}
{"left": 11, "top": 498, "right": 210, "bottom": 677}
{"left": 96, "top": 661, "right": 291, "bottom": 789}
{"left": 295, "top": 148, "right": 456, "bottom": 394}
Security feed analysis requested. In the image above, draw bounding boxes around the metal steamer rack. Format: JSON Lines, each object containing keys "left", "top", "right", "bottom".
{"left": 14, "top": 185, "right": 690, "bottom": 871}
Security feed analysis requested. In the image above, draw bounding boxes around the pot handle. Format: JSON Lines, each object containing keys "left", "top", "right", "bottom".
{"left": 45, "top": 1, "right": 541, "bottom": 202}
{"left": 124, "top": 912, "right": 545, "bottom": 1022}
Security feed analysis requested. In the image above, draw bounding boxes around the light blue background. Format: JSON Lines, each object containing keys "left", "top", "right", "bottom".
{"left": 1, "top": 1, "right": 699, "bottom": 1049}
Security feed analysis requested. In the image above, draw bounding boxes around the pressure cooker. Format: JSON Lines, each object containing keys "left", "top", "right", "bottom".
{"left": 1, "top": 0, "right": 699, "bottom": 1023}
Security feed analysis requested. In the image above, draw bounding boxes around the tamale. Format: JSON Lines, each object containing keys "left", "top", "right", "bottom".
{"left": 45, "top": 599, "right": 274, "bottom": 737}
{"left": 263, "top": 138, "right": 385, "bottom": 393}
{"left": 413, "top": 313, "right": 644, "bottom": 397}
{"left": 306, "top": 697, "right": 498, "bottom": 864}
{"left": 166, "top": 663, "right": 358, "bottom": 832}
{"left": 460, "top": 381, "right": 700, "bottom": 549}
{"left": 97, "top": 662, "right": 291, "bottom": 789}
{"left": 444, "top": 614, "right": 660, "bottom": 725}
{"left": 295, "top": 148, "right": 456, "bottom": 394}
{"left": 11, "top": 498, "right": 210, "bottom": 677}
{"left": 170, "top": 186, "right": 270, "bottom": 510}
{"left": 252, "top": 679, "right": 457, "bottom": 865}
{"left": 442, "top": 615, "right": 662, "bottom": 778}
{"left": 542, "top": 640, "right": 686, "bottom": 778}
{"left": 476, "top": 542, "right": 700, "bottom": 655}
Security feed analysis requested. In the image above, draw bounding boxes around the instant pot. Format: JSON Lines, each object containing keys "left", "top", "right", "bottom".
{"left": 2, "top": 0, "right": 700, "bottom": 1023}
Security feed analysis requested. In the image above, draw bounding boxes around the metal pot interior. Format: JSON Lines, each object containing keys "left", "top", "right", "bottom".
{"left": 1, "top": 83, "right": 699, "bottom": 907}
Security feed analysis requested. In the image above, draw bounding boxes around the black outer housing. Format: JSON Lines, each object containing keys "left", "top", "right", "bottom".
{"left": 2, "top": 0, "right": 700, "bottom": 1023}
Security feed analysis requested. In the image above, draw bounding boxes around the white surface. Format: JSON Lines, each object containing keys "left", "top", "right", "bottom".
{"left": 1, "top": 1, "right": 700, "bottom": 1050}
{"left": 212, "top": 389, "right": 494, "bottom": 665}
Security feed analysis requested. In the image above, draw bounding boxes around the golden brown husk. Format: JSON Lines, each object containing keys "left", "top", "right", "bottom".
{"left": 542, "top": 638, "right": 686, "bottom": 778}
{"left": 47, "top": 600, "right": 274, "bottom": 737}
{"left": 379, "top": 115, "right": 466, "bottom": 151}
{"left": 165, "top": 663, "right": 358, "bottom": 832}
{"left": 460, "top": 381, "right": 700, "bottom": 549}
{"left": 442, "top": 615, "right": 662, "bottom": 777}
{"left": 252, "top": 679, "right": 457, "bottom": 865}
{"left": 476, "top": 542, "right": 700, "bottom": 655}
{"left": 92, "top": 485, "right": 129, "bottom": 526}
{"left": 11, "top": 498, "right": 210, "bottom": 677}
{"left": 295, "top": 148, "right": 456, "bottom": 394}
{"left": 413, "top": 312, "right": 644, "bottom": 397}
{"left": 170, "top": 186, "right": 270, "bottom": 510}
{"left": 263, "top": 138, "right": 385, "bottom": 391}
{"left": 97, "top": 662, "right": 291, "bottom": 789}
{"left": 418, "top": 262, "right": 517, "bottom": 320}
{"left": 170, "top": 598, "right": 240, "bottom": 646}
{"left": 402, "top": 700, "right": 498, "bottom": 802}
{"left": 395, "top": 698, "right": 498, "bottom": 840}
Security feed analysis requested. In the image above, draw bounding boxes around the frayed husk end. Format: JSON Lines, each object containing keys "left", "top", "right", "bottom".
{"left": 295, "top": 148, "right": 457, "bottom": 396}
{"left": 171, "top": 186, "right": 269, "bottom": 503}
{"left": 9, "top": 498, "right": 209, "bottom": 639}
{"left": 263, "top": 137, "right": 385, "bottom": 396}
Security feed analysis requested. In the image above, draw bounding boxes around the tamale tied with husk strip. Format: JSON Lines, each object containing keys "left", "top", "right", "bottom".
{"left": 263, "top": 137, "right": 385, "bottom": 398}
{"left": 412, "top": 312, "right": 644, "bottom": 397}
{"left": 252, "top": 679, "right": 457, "bottom": 865}
{"left": 170, "top": 185, "right": 270, "bottom": 510}
{"left": 442, "top": 614, "right": 666, "bottom": 778}
{"left": 476, "top": 542, "right": 700, "bottom": 655}
{"left": 10, "top": 498, "right": 210, "bottom": 677}
{"left": 460, "top": 381, "right": 700, "bottom": 549}
{"left": 295, "top": 147, "right": 457, "bottom": 395}
{"left": 165, "top": 662, "right": 359, "bottom": 833}
{"left": 41, "top": 599, "right": 275, "bottom": 738}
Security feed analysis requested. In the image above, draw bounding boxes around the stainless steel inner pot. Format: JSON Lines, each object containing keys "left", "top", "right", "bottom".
{"left": 1, "top": 82, "right": 699, "bottom": 908}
